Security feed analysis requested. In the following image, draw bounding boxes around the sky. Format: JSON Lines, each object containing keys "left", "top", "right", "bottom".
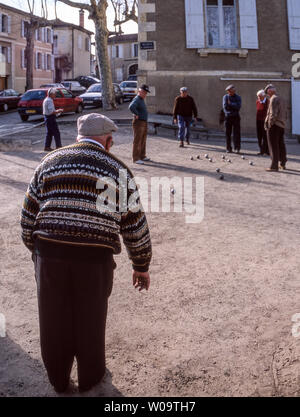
{"left": 3, "top": 0, "right": 137, "bottom": 34}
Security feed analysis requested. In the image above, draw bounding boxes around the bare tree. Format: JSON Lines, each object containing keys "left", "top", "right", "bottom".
{"left": 57, "top": 0, "right": 137, "bottom": 110}
{"left": 25, "top": 0, "right": 52, "bottom": 91}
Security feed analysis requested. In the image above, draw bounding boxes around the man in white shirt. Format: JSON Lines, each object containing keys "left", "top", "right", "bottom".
{"left": 42, "top": 88, "right": 63, "bottom": 152}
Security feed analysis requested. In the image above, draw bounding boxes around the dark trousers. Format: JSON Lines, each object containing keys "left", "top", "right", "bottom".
{"left": 178, "top": 115, "right": 192, "bottom": 141}
{"left": 33, "top": 248, "right": 115, "bottom": 392}
{"left": 132, "top": 119, "right": 147, "bottom": 162}
{"left": 45, "top": 115, "right": 62, "bottom": 149}
{"left": 256, "top": 119, "right": 269, "bottom": 154}
{"left": 266, "top": 124, "right": 287, "bottom": 169}
{"left": 225, "top": 115, "right": 241, "bottom": 151}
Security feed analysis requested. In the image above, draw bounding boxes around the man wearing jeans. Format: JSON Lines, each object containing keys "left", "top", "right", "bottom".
{"left": 129, "top": 84, "right": 151, "bottom": 165}
{"left": 173, "top": 87, "right": 198, "bottom": 148}
{"left": 264, "top": 84, "right": 287, "bottom": 171}
{"left": 223, "top": 85, "right": 242, "bottom": 153}
{"left": 42, "top": 88, "right": 63, "bottom": 152}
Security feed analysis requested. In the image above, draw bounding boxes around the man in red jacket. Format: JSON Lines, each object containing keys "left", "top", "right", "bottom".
{"left": 256, "top": 90, "right": 269, "bottom": 156}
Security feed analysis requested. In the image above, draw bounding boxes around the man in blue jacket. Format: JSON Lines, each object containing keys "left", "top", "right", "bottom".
{"left": 223, "top": 85, "right": 242, "bottom": 153}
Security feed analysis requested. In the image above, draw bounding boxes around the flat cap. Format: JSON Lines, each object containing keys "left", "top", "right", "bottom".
{"left": 225, "top": 84, "right": 235, "bottom": 91}
{"left": 139, "top": 84, "right": 150, "bottom": 93}
{"left": 77, "top": 113, "right": 118, "bottom": 137}
{"left": 180, "top": 86, "right": 188, "bottom": 92}
{"left": 264, "top": 84, "right": 275, "bottom": 94}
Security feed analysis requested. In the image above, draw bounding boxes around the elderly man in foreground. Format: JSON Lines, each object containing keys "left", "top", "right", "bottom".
{"left": 21, "top": 113, "right": 152, "bottom": 394}
{"left": 264, "top": 84, "right": 287, "bottom": 171}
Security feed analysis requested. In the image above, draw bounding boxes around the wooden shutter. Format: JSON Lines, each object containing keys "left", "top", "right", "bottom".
{"left": 0, "top": 46, "right": 2, "bottom": 63}
{"left": 287, "top": 0, "right": 300, "bottom": 50}
{"left": 21, "top": 49, "right": 25, "bottom": 68}
{"left": 21, "top": 20, "right": 25, "bottom": 37}
{"left": 35, "top": 52, "right": 38, "bottom": 69}
{"left": 239, "top": 0, "right": 259, "bottom": 49}
{"left": 7, "top": 47, "right": 11, "bottom": 63}
{"left": 0, "top": 14, "right": 2, "bottom": 33}
{"left": 185, "top": 0, "right": 205, "bottom": 48}
{"left": 51, "top": 55, "right": 55, "bottom": 70}
{"left": 7, "top": 15, "right": 11, "bottom": 33}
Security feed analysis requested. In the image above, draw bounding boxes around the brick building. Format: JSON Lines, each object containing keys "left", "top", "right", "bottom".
{"left": 108, "top": 33, "right": 138, "bottom": 82}
{"left": 138, "top": 0, "right": 300, "bottom": 134}
{"left": 0, "top": 2, "right": 54, "bottom": 92}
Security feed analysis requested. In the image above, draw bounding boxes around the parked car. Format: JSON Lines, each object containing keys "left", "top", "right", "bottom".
{"left": 79, "top": 83, "right": 124, "bottom": 108}
{"left": 119, "top": 81, "right": 138, "bottom": 101}
{"left": 17, "top": 88, "right": 83, "bottom": 121}
{"left": 0, "top": 89, "right": 22, "bottom": 112}
{"left": 40, "top": 83, "right": 64, "bottom": 88}
{"left": 61, "top": 81, "right": 86, "bottom": 96}
{"left": 127, "top": 74, "right": 137, "bottom": 81}
{"left": 65, "top": 76, "right": 101, "bottom": 89}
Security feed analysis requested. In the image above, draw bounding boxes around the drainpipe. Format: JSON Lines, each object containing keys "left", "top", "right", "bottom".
{"left": 72, "top": 28, "right": 74, "bottom": 79}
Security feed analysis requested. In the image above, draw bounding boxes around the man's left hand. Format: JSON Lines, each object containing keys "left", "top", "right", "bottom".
{"left": 133, "top": 270, "right": 150, "bottom": 292}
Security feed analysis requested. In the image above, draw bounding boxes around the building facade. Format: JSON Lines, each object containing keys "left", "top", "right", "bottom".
{"left": 108, "top": 33, "right": 138, "bottom": 83}
{"left": 0, "top": 3, "right": 54, "bottom": 93}
{"left": 138, "top": 0, "right": 300, "bottom": 134}
{"left": 53, "top": 12, "right": 93, "bottom": 82}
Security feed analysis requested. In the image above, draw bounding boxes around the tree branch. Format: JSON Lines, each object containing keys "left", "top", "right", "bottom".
{"left": 57, "top": 0, "right": 92, "bottom": 12}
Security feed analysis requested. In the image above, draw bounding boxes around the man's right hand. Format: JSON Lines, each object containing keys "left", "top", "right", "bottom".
{"left": 173, "top": 118, "right": 177, "bottom": 124}
{"left": 133, "top": 270, "right": 150, "bottom": 292}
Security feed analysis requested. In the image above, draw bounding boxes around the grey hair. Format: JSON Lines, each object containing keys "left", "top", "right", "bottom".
{"left": 48, "top": 88, "right": 56, "bottom": 96}
{"left": 257, "top": 90, "right": 265, "bottom": 97}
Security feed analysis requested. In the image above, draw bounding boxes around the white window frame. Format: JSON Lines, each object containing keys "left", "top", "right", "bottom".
{"left": 0, "top": 13, "right": 10, "bottom": 34}
{"left": 205, "top": 0, "right": 238, "bottom": 49}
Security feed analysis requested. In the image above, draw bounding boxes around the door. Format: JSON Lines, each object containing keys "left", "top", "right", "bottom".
{"left": 54, "top": 89, "right": 66, "bottom": 112}
{"left": 291, "top": 78, "right": 300, "bottom": 135}
{"left": 60, "top": 88, "right": 75, "bottom": 112}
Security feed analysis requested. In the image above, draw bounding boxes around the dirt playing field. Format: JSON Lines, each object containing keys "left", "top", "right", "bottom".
{"left": 0, "top": 123, "right": 300, "bottom": 397}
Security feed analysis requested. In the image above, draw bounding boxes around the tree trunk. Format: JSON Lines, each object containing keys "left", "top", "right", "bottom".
{"left": 92, "top": 1, "right": 116, "bottom": 110}
{"left": 25, "top": 23, "right": 36, "bottom": 91}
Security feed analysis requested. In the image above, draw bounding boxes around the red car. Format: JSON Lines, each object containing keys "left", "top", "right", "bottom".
{"left": 0, "top": 89, "right": 22, "bottom": 112}
{"left": 18, "top": 88, "right": 83, "bottom": 121}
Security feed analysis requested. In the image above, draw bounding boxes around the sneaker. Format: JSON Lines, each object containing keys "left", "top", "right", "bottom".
{"left": 44, "top": 147, "right": 54, "bottom": 152}
{"left": 143, "top": 157, "right": 151, "bottom": 161}
{"left": 134, "top": 160, "right": 145, "bottom": 165}
{"left": 266, "top": 168, "right": 278, "bottom": 172}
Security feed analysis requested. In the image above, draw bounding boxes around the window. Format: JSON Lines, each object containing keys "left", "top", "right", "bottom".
{"left": 21, "top": 20, "right": 29, "bottom": 38}
{"left": 46, "top": 28, "right": 52, "bottom": 43}
{"left": 53, "top": 35, "right": 58, "bottom": 48}
{"left": 21, "top": 49, "right": 27, "bottom": 69}
{"left": 78, "top": 34, "right": 82, "bottom": 49}
{"left": 1, "top": 14, "right": 8, "bottom": 33}
{"left": 0, "top": 46, "right": 11, "bottom": 63}
{"left": 46, "top": 54, "right": 51, "bottom": 70}
{"left": 36, "top": 52, "right": 42, "bottom": 69}
{"left": 133, "top": 43, "right": 138, "bottom": 57}
{"left": 85, "top": 37, "right": 90, "bottom": 51}
{"left": 206, "top": 0, "right": 237, "bottom": 48}
{"left": 61, "top": 89, "right": 73, "bottom": 98}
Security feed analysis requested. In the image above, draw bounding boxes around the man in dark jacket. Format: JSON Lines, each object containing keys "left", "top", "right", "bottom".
{"left": 173, "top": 87, "right": 198, "bottom": 148}
{"left": 21, "top": 113, "right": 152, "bottom": 394}
{"left": 223, "top": 85, "right": 242, "bottom": 153}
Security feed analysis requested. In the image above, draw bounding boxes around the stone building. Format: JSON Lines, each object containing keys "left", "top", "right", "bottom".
{"left": 108, "top": 33, "right": 138, "bottom": 83}
{"left": 0, "top": 2, "right": 54, "bottom": 92}
{"left": 138, "top": 0, "right": 300, "bottom": 134}
{"left": 53, "top": 10, "right": 93, "bottom": 82}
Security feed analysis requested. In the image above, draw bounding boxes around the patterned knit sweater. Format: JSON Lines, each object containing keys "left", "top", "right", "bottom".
{"left": 21, "top": 142, "right": 152, "bottom": 272}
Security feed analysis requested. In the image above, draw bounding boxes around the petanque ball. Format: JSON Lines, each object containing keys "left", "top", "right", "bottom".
{"left": 219, "top": 175, "right": 224, "bottom": 180}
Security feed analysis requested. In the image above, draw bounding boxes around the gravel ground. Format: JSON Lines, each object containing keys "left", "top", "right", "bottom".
{"left": 0, "top": 124, "right": 300, "bottom": 397}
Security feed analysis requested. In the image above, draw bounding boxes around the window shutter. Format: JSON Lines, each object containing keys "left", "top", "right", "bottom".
{"left": 131, "top": 43, "right": 134, "bottom": 57}
{"left": 51, "top": 29, "right": 54, "bottom": 43}
{"left": 7, "top": 47, "right": 11, "bottom": 63}
{"left": 35, "top": 29, "right": 38, "bottom": 40}
{"left": 119, "top": 44, "right": 124, "bottom": 58}
{"left": 7, "top": 15, "right": 11, "bottom": 33}
{"left": 21, "top": 20, "right": 25, "bottom": 37}
{"left": 287, "top": 0, "right": 300, "bottom": 50}
{"left": 0, "top": 46, "right": 2, "bottom": 63}
{"left": 35, "top": 52, "right": 38, "bottom": 69}
{"left": 184, "top": 0, "right": 205, "bottom": 48}
{"left": 0, "top": 14, "right": 2, "bottom": 32}
{"left": 21, "top": 49, "right": 25, "bottom": 68}
{"left": 51, "top": 55, "right": 55, "bottom": 70}
{"left": 239, "top": 0, "right": 259, "bottom": 49}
